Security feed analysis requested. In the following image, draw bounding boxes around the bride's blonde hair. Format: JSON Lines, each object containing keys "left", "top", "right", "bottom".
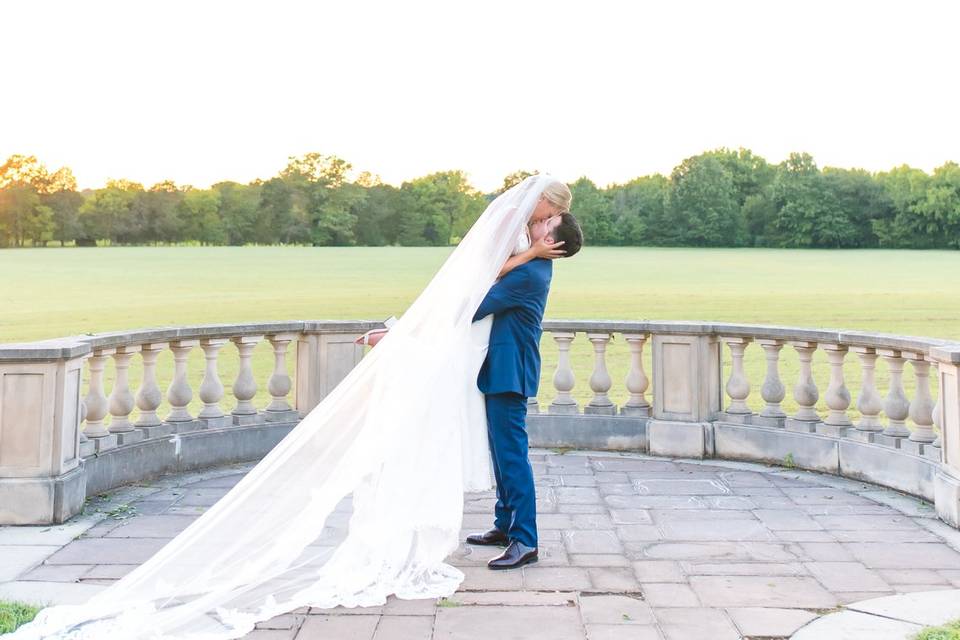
{"left": 542, "top": 180, "right": 572, "bottom": 212}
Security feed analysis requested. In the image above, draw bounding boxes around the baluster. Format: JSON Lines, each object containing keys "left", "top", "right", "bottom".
{"left": 166, "top": 339, "right": 199, "bottom": 424}
{"left": 549, "top": 332, "right": 578, "bottom": 415}
{"left": 906, "top": 353, "right": 936, "bottom": 452}
{"left": 198, "top": 338, "right": 232, "bottom": 428}
{"left": 585, "top": 332, "right": 615, "bottom": 415}
{"left": 757, "top": 339, "right": 786, "bottom": 425}
{"left": 851, "top": 346, "right": 883, "bottom": 439}
{"left": 78, "top": 397, "right": 95, "bottom": 457}
{"left": 108, "top": 345, "right": 142, "bottom": 444}
{"left": 231, "top": 335, "right": 263, "bottom": 425}
{"left": 621, "top": 333, "right": 650, "bottom": 417}
{"left": 786, "top": 341, "right": 819, "bottom": 432}
{"left": 722, "top": 337, "right": 752, "bottom": 419}
{"left": 82, "top": 348, "right": 116, "bottom": 450}
{"left": 820, "top": 343, "right": 852, "bottom": 435}
{"left": 135, "top": 342, "right": 166, "bottom": 436}
{"left": 879, "top": 348, "right": 910, "bottom": 446}
{"left": 265, "top": 333, "right": 298, "bottom": 421}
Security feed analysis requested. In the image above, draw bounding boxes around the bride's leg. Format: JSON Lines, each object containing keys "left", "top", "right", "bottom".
{"left": 486, "top": 392, "right": 538, "bottom": 548}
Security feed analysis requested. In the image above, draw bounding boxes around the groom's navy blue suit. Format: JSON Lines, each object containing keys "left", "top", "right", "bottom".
{"left": 472, "top": 258, "right": 552, "bottom": 548}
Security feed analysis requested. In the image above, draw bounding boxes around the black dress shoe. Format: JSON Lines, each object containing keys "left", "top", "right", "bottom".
{"left": 487, "top": 540, "right": 538, "bottom": 570}
{"left": 466, "top": 527, "right": 508, "bottom": 546}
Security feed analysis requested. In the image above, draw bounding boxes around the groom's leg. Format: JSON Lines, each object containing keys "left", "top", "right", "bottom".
{"left": 488, "top": 391, "right": 538, "bottom": 548}
{"left": 485, "top": 394, "right": 511, "bottom": 533}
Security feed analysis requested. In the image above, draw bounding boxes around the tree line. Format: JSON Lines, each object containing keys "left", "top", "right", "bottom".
{"left": 1, "top": 150, "right": 958, "bottom": 249}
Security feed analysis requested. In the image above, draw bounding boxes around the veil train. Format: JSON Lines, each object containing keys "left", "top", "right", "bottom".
{"left": 10, "top": 174, "right": 555, "bottom": 640}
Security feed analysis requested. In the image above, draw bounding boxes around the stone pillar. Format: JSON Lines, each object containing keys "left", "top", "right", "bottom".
{"left": 819, "top": 343, "right": 852, "bottom": 437}
{"left": 878, "top": 348, "right": 910, "bottom": 446}
{"left": 166, "top": 340, "right": 199, "bottom": 428}
{"left": 585, "top": 332, "right": 616, "bottom": 415}
{"left": 0, "top": 341, "right": 89, "bottom": 524}
{"left": 720, "top": 337, "right": 752, "bottom": 423}
{"left": 851, "top": 346, "right": 884, "bottom": 440}
{"left": 265, "top": 333, "right": 299, "bottom": 422}
{"left": 621, "top": 333, "right": 650, "bottom": 417}
{"left": 548, "top": 332, "right": 578, "bottom": 415}
{"left": 295, "top": 329, "right": 365, "bottom": 418}
{"left": 135, "top": 342, "right": 167, "bottom": 437}
{"left": 231, "top": 335, "right": 263, "bottom": 425}
{"left": 930, "top": 344, "right": 960, "bottom": 530}
{"left": 83, "top": 347, "right": 117, "bottom": 451}
{"left": 107, "top": 345, "right": 143, "bottom": 445}
{"left": 648, "top": 332, "right": 721, "bottom": 459}
{"left": 198, "top": 338, "right": 232, "bottom": 428}
{"left": 755, "top": 339, "right": 786, "bottom": 427}
{"left": 785, "top": 341, "right": 820, "bottom": 433}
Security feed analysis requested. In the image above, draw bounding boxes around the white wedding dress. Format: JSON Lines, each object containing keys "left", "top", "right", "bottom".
{"left": 10, "top": 176, "right": 552, "bottom": 640}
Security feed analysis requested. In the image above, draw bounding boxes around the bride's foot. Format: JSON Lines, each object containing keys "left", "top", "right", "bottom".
{"left": 465, "top": 527, "right": 508, "bottom": 546}
{"left": 487, "top": 540, "right": 538, "bottom": 570}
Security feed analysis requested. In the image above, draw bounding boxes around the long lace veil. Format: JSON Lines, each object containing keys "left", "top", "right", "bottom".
{"left": 11, "top": 174, "right": 555, "bottom": 639}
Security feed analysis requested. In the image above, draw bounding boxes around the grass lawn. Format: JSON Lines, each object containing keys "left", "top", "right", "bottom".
{"left": 916, "top": 619, "right": 960, "bottom": 640}
{"left": 0, "top": 600, "right": 41, "bottom": 634}
{"left": 2, "top": 246, "right": 958, "bottom": 421}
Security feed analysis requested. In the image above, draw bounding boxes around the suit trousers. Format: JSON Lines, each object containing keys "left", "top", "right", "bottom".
{"left": 485, "top": 391, "right": 538, "bottom": 547}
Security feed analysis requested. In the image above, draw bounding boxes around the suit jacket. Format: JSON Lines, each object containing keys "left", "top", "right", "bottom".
{"left": 472, "top": 258, "right": 552, "bottom": 397}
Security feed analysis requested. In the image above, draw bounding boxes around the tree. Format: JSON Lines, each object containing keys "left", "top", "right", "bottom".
{"left": 669, "top": 155, "right": 743, "bottom": 246}
{"left": 873, "top": 165, "right": 931, "bottom": 247}
{"left": 913, "top": 162, "right": 960, "bottom": 248}
{"left": 608, "top": 175, "right": 670, "bottom": 245}
{"left": 214, "top": 181, "right": 261, "bottom": 245}
{"left": 770, "top": 153, "right": 857, "bottom": 248}
{"left": 822, "top": 167, "right": 889, "bottom": 248}
{"left": 0, "top": 186, "right": 49, "bottom": 246}
{"left": 78, "top": 180, "right": 143, "bottom": 244}
{"left": 0, "top": 154, "right": 49, "bottom": 190}
{"left": 500, "top": 169, "right": 538, "bottom": 193}
{"left": 400, "top": 171, "right": 485, "bottom": 245}
{"left": 179, "top": 189, "right": 224, "bottom": 244}
{"left": 569, "top": 177, "right": 613, "bottom": 245}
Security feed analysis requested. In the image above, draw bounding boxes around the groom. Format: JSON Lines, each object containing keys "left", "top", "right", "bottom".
{"left": 468, "top": 212, "right": 584, "bottom": 570}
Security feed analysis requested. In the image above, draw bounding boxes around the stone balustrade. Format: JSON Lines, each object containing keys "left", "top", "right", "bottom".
{"left": 1, "top": 319, "right": 959, "bottom": 533}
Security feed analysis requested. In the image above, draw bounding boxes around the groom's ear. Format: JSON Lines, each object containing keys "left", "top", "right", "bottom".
{"left": 552, "top": 213, "right": 583, "bottom": 257}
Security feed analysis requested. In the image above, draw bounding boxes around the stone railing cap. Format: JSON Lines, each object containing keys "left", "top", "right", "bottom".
{"left": 3, "top": 319, "right": 956, "bottom": 361}
{"left": 930, "top": 344, "right": 960, "bottom": 364}
{"left": 0, "top": 338, "right": 92, "bottom": 362}
{"left": 0, "top": 320, "right": 389, "bottom": 358}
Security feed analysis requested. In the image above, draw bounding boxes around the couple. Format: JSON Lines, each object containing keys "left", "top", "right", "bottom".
{"left": 465, "top": 191, "right": 583, "bottom": 569}
{"left": 12, "top": 175, "right": 582, "bottom": 640}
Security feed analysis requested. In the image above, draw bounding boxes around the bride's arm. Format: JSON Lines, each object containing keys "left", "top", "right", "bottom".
{"left": 497, "top": 237, "right": 566, "bottom": 278}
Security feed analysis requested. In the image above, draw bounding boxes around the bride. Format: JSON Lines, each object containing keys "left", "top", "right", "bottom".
{"left": 10, "top": 174, "right": 572, "bottom": 639}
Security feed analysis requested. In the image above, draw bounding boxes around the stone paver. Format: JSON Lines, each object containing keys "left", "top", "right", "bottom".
{"left": 726, "top": 606, "right": 817, "bottom": 637}
{"left": 3, "top": 450, "right": 960, "bottom": 640}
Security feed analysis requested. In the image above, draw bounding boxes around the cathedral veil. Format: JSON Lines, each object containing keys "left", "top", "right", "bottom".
{"left": 11, "top": 174, "right": 556, "bottom": 639}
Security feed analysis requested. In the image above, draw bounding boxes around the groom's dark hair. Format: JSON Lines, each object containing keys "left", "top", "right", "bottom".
{"left": 552, "top": 212, "right": 584, "bottom": 257}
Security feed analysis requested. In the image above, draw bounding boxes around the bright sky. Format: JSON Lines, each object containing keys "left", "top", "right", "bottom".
{"left": 1, "top": 0, "right": 957, "bottom": 192}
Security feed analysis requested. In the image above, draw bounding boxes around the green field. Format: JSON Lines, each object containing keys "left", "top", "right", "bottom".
{"left": 3, "top": 246, "right": 959, "bottom": 422}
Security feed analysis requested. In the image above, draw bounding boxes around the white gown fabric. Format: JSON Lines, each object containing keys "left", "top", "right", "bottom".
{"left": 10, "top": 175, "right": 553, "bottom": 640}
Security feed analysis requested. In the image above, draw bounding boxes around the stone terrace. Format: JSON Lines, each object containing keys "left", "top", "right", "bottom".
{"left": 3, "top": 450, "right": 960, "bottom": 640}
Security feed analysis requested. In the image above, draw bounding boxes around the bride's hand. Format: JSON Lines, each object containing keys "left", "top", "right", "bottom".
{"left": 531, "top": 236, "right": 566, "bottom": 260}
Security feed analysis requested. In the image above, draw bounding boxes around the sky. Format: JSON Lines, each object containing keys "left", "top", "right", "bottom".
{"left": 1, "top": 0, "right": 957, "bottom": 192}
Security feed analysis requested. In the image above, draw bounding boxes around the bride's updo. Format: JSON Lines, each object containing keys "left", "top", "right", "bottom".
{"left": 541, "top": 179, "right": 572, "bottom": 212}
